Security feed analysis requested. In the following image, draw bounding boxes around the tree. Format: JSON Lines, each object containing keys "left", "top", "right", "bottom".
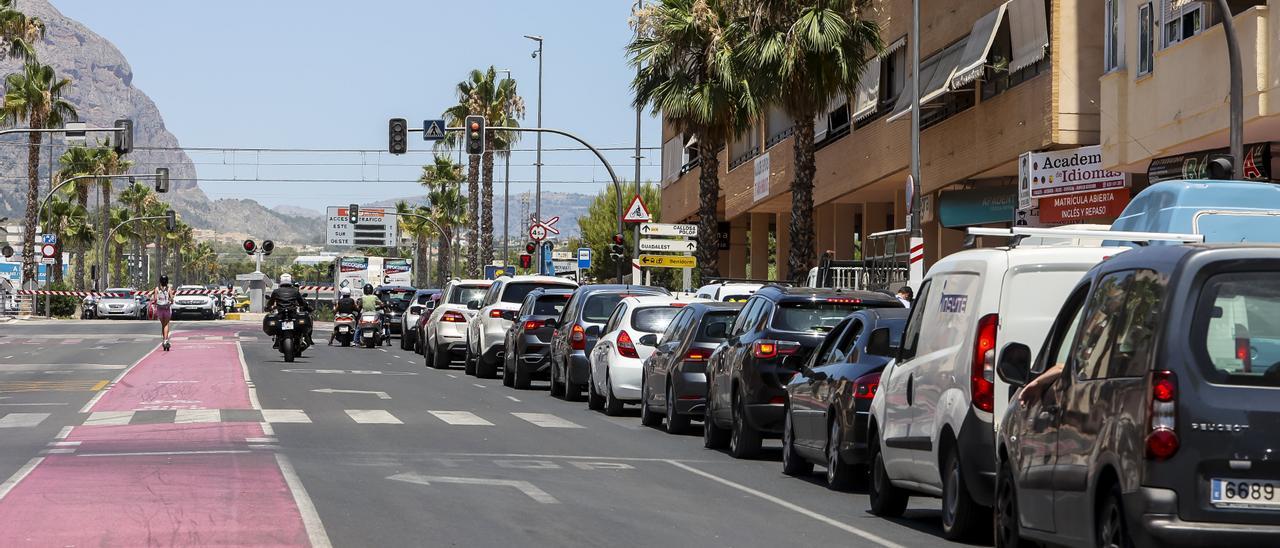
{"left": 57, "top": 146, "right": 107, "bottom": 289}
{"left": 0, "top": 0, "right": 43, "bottom": 62}
{"left": 630, "top": 0, "right": 759, "bottom": 281}
{"left": 441, "top": 71, "right": 485, "bottom": 277}
{"left": 118, "top": 180, "right": 153, "bottom": 283}
{"left": 3, "top": 61, "right": 76, "bottom": 285}
{"left": 38, "top": 195, "right": 89, "bottom": 284}
{"left": 396, "top": 200, "right": 437, "bottom": 288}
{"left": 107, "top": 207, "right": 136, "bottom": 284}
{"left": 577, "top": 182, "right": 675, "bottom": 287}
{"left": 419, "top": 155, "right": 469, "bottom": 287}
{"left": 736, "top": 0, "right": 881, "bottom": 281}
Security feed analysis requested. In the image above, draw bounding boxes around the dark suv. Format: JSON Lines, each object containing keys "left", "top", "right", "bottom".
{"left": 640, "top": 301, "right": 744, "bottom": 434}
{"left": 995, "top": 244, "right": 1280, "bottom": 548}
{"left": 547, "top": 284, "right": 670, "bottom": 401}
{"left": 503, "top": 288, "right": 574, "bottom": 389}
{"left": 704, "top": 286, "right": 902, "bottom": 458}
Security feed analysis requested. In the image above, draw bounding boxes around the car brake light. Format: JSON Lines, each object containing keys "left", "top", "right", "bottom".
{"left": 617, "top": 330, "right": 640, "bottom": 359}
{"left": 971, "top": 314, "right": 998, "bottom": 413}
{"left": 752, "top": 340, "right": 800, "bottom": 359}
{"left": 1146, "top": 370, "right": 1179, "bottom": 460}
{"left": 441, "top": 311, "right": 466, "bottom": 323}
{"left": 827, "top": 298, "right": 862, "bottom": 304}
{"left": 684, "top": 348, "right": 709, "bottom": 362}
{"left": 853, "top": 371, "right": 881, "bottom": 400}
{"left": 489, "top": 309, "right": 504, "bottom": 318}
{"left": 670, "top": 302, "right": 687, "bottom": 307}
{"left": 1236, "top": 337, "right": 1252, "bottom": 372}
{"left": 524, "top": 319, "right": 544, "bottom": 331}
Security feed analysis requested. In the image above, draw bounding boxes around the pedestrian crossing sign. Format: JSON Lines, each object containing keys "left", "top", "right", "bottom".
{"left": 423, "top": 119, "right": 446, "bottom": 141}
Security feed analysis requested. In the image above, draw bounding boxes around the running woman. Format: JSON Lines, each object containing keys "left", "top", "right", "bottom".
{"left": 156, "top": 275, "right": 173, "bottom": 350}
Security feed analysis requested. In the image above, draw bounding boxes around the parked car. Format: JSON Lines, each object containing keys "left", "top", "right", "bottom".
{"left": 548, "top": 284, "right": 671, "bottom": 400}
{"left": 401, "top": 288, "right": 441, "bottom": 351}
{"left": 866, "top": 238, "right": 1127, "bottom": 540}
{"left": 782, "top": 308, "right": 909, "bottom": 491}
{"left": 503, "top": 288, "right": 574, "bottom": 389}
{"left": 993, "top": 244, "right": 1280, "bottom": 548}
{"left": 639, "top": 301, "right": 743, "bottom": 434}
{"left": 693, "top": 281, "right": 763, "bottom": 302}
{"left": 172, "top": 285, "right": 218, "bottom": 320}
{"left": 588, "top": 296, "right": 701, "bottom": 415}
{"left": 375, "top": 285, "right": 416, "bottom": 337}
{"left": 97, "top": 288, "right": 143, "bottom": 319}
{"left": 705, "top": 286, "right": 902, "bottom": 459}
{"left": 422, "top": 280, "right": 492, "bottom": 369}
{"left": 466, "top": 275, "right": 578, "bottom": 378}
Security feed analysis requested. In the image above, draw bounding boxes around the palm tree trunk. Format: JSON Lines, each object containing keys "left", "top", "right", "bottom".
{"left": 436, "top": 232, "right": 450, "bottom": 287}
{"left": 696, "top": 137, "right": 722, "bottom": 280}
{"left": 481, "top": 150, "right": 495, "bottom": 268}
{"left": 20, "top": 131, "right": 41, "bottom": 286}
{"left": 74, "top": 185, "right": 88, "bottom": 291}
{"left": 154, "top": 236, "right": 165, "bottom": 283}
{"left": 113, "top": 242, "right": 125, "bottom": 282}
{"left": 52, "top": 225, "right": 64, "bottom": 285}
{"left": 466, "top": 155, "right": 480, "bottom": 277}
{"left": 100, "top": 180, "right": 110, "bottom": 285}
{"left": 788, "top": 119, "right": 818, "bottom": 282}
{"left": 415, "top": 232, "right": 428, "bottom": 288}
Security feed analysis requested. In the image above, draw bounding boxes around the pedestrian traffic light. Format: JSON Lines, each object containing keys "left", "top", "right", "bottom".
{"left": 155, "top": 167, "right": 169, "bottom": 193}
{"left": 262, "top": 240, "right": 275, "bottom": 256}
{"left": 113, "top": 119, "right": 133, "bottom": 155}
{"left": 525, "top": 241, "right": 536, "bottom": 254}
{"left": 347, "top": 204, "right": 359, "bottom": 225}
{"left": 0, "top": 244, "right": 11, "bottom": 258}
{"left": 519, "top": 254, "right": 532, "bottom": 269}
{"left": 388, "top": 118, "right": 407, "bottom": 155}
{"left": 609, "top": 233, "right": 625, "bottom": 259}
{"left": 243, "top": 239, "right": 256, "bottom": 256}
{"left": 165, "top": 209, "right": 176, "bottom": 231}
{"left": 465, "top": 115, "right": 485, "bottom": 155}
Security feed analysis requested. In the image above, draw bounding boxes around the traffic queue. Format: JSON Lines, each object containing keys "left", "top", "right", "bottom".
{"left": 387, "top": 179, "right": 1280, "bottom": 547}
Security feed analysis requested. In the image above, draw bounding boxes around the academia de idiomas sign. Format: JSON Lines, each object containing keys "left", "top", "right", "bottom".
{"left": 1019, "top": 145, "right": 1126, "bottom": 205}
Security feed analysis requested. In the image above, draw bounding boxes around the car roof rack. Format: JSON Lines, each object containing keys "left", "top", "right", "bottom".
{"left": 965, "top": 227, "right": 1204, "bottom": 249}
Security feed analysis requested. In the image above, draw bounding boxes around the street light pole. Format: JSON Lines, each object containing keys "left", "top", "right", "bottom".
{"left": 907, "top": 0, "right": 924, "bottom": 289}
{"left": 498, "top": 68, "right": 513, "bottom": 267}
{"left": 524, "top": 34, "right": 545, "bottom": 273}
{"left": 632, "top": 0, "right": 645, "bottom": 286}
{"left": 1215, "top": 0, "right": 1244, "bottom": 174}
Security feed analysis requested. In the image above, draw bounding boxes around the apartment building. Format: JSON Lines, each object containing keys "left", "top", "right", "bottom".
{"left": 659, "top": 0, "right": 1104, "bottom": 279}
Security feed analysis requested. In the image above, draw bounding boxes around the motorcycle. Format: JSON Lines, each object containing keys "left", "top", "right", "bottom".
{"left": 274, "top": 305, "right": 311, "bottom": 362}
{"left": 81, "top": 296, "right": 97, "bottom": 320}
{"left": 359, "top": 311, "right": 384, "bottom": 348}
{"left": 333, "top": 313, "right": 356, "bottom": 347}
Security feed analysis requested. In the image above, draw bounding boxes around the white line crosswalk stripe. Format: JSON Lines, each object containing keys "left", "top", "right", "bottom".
{"left": 174, "top": 409, "right": 222, "bottom": 424}
{"left": 346, "top": 410, "right": 403, "bottom": 424}
{"left": 261, "top": 409, "right": 311, "bottom": 423}
{"left": 429, "top": 410, "right": 493, "bottom": 426}
{"left": 511, "top": 413, "right": 583, "bottom": 429}
{"left": 0, "top": 413, "right": 50, "bottom": 428}
{"left": 83, "top": 411, "right": 133, "bottom": 426}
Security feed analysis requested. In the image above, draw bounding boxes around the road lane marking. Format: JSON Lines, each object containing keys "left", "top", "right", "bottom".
{"left": 90, "top": 380, "right": 108, "bottom": 391}
{"left": 0, "top": 457, "right": 43, "bottom": 502}
{"left": 174, "top": 409, "right": 222, "bottom": 424}
{"left": 0, "top": 364, "right": 126, "bottom": 371}
{"left": 473, "top": 384, "right": 486, "bottom": 388}
{"left": 311, "top": 388, "right": 391, "bottom": 399}
{"left": 77, "top": 450, "right": 253, "bottom": 457}
{"left": 429, "top": 411, "right": 492, "bottom": 426}
{"left": 0, "top": 403, "right": 67, "bottom": 406}
{"left": 275, "top": 454, "right": 334, "bottom": 548}
{"left": 664, "top": 460, "right": 907, "bottom": 548}
{"left": 346, "top": 409, "right": 403, "bottom": 424}
{"left": 387, "top": 473, "right": 559, "bottom": 504}
{"left": 511, "top": 413, "right": 583, "bottom": 429}
{"left": 261, "top": 409, "right": 311, "bottom": 423}
{"left": 281, "top": 368, "right": 417, "bottom": 376}
{"left": 0, "top": 380, "right": 110, "bottom": 393}
{"left": 55, "top": 426, "right": 72, "bottom": 439}
{"left": 83, "top": 411, "right": 134, "bottom": 426}
{"left": 506, "top": 396, "right": 521, "bottom": 402}
{"left": 447, "top": 374, "right": 458, "bottom": 378}
{"left": 236, "top": 337, "right": 262, "bottom": 410}
{"left": 157, "top": 380, "right": 199, "bottom": 384}
{"left": 0, "top": 413, "right": 50, "bottom": 428}
{"left": 440, "top": 452, "right": 707, "bottom": 463}
{"left": 79, "top": 344, "right": 160, "bottom": 413}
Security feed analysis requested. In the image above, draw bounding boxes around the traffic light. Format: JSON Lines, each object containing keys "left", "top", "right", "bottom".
{"left": 113, "top": 119, "right": 133, "bottom": 155}
{"left": 262, "top": 240, "right": 275, "bottom": 256}
{"left": 155, "top": 168, "right": 169, "bottom": 193}
{"left": 519, "top": 254, "right": 532, "bottom": 269}
{"left": 243, "top": 239, "right": 256, "bottom": 256}
{"left": 465, "top": 115, "right": 485, "bottom": 155}
{"left": 388, "top": 118, "right": 407, "bottom": 155}
{"left": 525, "top": 241, "right": 536, "bottom": 254}
{"left": 90, "top": 265, "right": 98, "bottom": 281}
{"left": 347, "top": 204, "right": 359, "bottom": 224}
{"left": 609, "top": 233, "right": 626, "bottom": 259}
{"left": 0, "top": 244, "right": 11, "bottom": 258}
{"left": 165, "top": 209, "right": 176, "bottom": 231}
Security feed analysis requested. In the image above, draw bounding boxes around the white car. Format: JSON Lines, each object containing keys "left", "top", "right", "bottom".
{"left": 587, "top": 296, "right": 706, "bottom": 416}
{"left": 466, "top": 275, "right": 578, "bottom": 378}
{"left": 97, "top": 288, "right": 144, "bottom": 319}
{"left": 867, "top": 233, "right": 1128, "bottom": 540}
{"left": 423, "top": 280, "right": 492, "bottom": 370}
{"left": 694, "top": 281, "right": 763, "bottom": 303}
{"left": 172, "top": 285, "right": 217, "bottom": 320}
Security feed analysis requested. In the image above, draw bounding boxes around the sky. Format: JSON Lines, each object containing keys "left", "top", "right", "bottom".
{"left": 51, "top": 0, "right": 662, "bottom": 214}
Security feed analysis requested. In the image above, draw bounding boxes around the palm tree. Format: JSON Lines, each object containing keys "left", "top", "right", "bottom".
{"left": 397, "top": 200, "right": 437, "bottom": 288}
{"left": 107, "top": 207, "right": 136, "bottom": 284}
{"left": 630, "top": 0, "right": 760, "bottom": 279}
{"left": 169, "top": 221, "right": 192, "bottom": 285}
{"left": 57, "top": 146, "right": 106, "bottom": 289}
{"left": 736, "top": 0, "right": 881, "bottom": 281}
{"left": 118, "top": 180, "right": 152, "bottom": 282}
{"left": 0, "top": 0, "right": 44, "bottom": 62}
{"left": 64, "top": 211, "right": 96, "bottom": 289}
{"left": 3, "top": 61, "right": 76, "bottom": 285}
{"left": 419, "top": 155, "right": 468, "bottom": 287}
{"left": 38, "top": 195, "right": 86, "bottom": 284}
{"left": 94, "top": 147, "right": 129, "bottom": 282}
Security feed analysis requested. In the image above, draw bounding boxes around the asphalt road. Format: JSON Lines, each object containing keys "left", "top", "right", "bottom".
{"left": 0, "top": 320, "right": 958, "bottom": 548}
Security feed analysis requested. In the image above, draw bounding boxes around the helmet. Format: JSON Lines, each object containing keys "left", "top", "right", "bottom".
{"left": 363, "top": 284, "right": 374, "bottom": 295}
{"left": 279, "top": 273, "right": 293, "bottom": 285}
{"left": 340, "top": 287, "right": 351, "bottom": 296}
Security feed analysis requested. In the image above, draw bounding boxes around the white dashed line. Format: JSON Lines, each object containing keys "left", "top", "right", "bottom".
{"left": 473, "top": 384, "right": 486, "bottom": 389}
{"left": 429, "top": 411, "right": 493, "bottom": 426}
{"left": 82, "top": 411, "right": 134, "bottom": 426}
{"left": 346, "top": 409, "right": 402, "bottom": 424}
{"left": 261, "top": 409, "right": 311, "bottom": 424}
{"left": 0, "top": 413, "right": 50, "bottom": 428}
{"left": 512, "top": 413, "right": 582, "bottom": 429}
{"left": 506, "top": 396, "right": 521, "bottom": 402}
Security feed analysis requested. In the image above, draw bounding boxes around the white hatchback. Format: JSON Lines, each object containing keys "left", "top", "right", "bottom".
{"left": 587, "top": 296, "right": 707, "bottom": 416}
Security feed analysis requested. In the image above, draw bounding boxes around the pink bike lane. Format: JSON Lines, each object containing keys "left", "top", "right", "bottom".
{"left": 0, "top": 328, "right": 329, "bottom": 547}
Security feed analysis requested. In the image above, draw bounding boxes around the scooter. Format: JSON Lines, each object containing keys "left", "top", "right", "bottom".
{"left": 81, "top": 296, "right": 97, "bottom": 319}
{"left": 333, "top": 313, "right": 356, "bottom": 347}
{"left": 359, "top": 311, "right": 383, "bottom": 348}
{"left": 275, "top": 305, "right": 311, "bottom": 362}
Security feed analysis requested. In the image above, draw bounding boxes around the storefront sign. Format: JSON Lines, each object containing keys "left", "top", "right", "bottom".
{"left": 938, "top": 187, "right": 1017, "bottom": 228}
{"left": 1039, "top": 188, "right": 1131, "bottom": 224}
{"left": 753, "top": 153, "right": 770, "bottom": 202}
{"left": 1147, "top": 142, "right": 1272, "bottom": 183}
{"left": 1025, "top": 145, "right": 1127, "bottom": 199}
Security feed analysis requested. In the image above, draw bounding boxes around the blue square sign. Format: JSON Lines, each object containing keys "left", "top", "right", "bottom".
{"left": 577, "top": 247, "right": 592, "bottom": 269}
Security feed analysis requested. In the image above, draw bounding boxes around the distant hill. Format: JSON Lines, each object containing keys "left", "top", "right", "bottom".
{"left": 370, "top": 190, "right": 596, "bottom": 239}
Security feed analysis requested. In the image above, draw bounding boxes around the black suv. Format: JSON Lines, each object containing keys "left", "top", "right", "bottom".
{"left": 995, "top": 245, "right": 1280, "bottom": 548}
{"left": 503, "top": 288, "right": 573, "bottom": 389}
{"left": 547, "top": 284, "right": 670, "bottom": 401}
{"left": 704, "top": 286, "right": 902, "bottom": 458}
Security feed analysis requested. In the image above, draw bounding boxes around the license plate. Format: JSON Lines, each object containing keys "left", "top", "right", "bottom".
{"left": 1211, "top": 478, "right": 1280, "bottom": 509}
{"left": 338, "top": 326, "right": 350, "bottom": 333}
{"left": 280, "top": 321, "right": 295, "bottom": 330}
{"left": 363, "top": 332, "right": 373, "bottom": 338}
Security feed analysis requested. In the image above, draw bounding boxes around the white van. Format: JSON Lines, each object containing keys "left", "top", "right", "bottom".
{"left": 867, "top": 238, "right": 1128, "bottom": 540}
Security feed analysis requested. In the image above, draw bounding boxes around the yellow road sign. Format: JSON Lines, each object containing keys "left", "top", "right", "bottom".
{"left": 638, "top": 255, "right": 697, "bottom": 269}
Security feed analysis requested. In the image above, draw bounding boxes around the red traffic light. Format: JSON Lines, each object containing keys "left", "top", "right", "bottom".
{"left": 519, "top": 254, "right": 532, "bottom": 269}
{"left": 242, "top": 239, "right": 256, "bottom": 255}
{"left": 612, "top": 234, "right": 625, "bottom": 245}
{"left": 525, "top": 242, "right": 536, "bottom": 254}
{"left": 470, "top": 121, "right": 480, "bottom": 131}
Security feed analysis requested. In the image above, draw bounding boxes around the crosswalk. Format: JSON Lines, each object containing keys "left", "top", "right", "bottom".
{"left": 0, "top": 409, "right": 586, "bottom": 429}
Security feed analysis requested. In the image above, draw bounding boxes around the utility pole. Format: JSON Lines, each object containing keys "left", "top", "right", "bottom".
{"left": 632, "top": 0, "right": 645, "bottom": 285}
{"left": 498, "top": 69, "right": 513, "bottom": 266}
{"left": 907, "top": 0, "right": 924, "bottom": 289}
{"left": 524, "top": 35, "right": 545, "bottom": 273}
{"left": 1215, "top": 0, "right": 1244, "bottom": 174}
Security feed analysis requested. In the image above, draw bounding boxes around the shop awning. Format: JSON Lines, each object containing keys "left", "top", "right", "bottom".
{"left": 951, "top": 2, "right": 1009, "bottom": 88}
{"left": 938, "top": 186, "right": 1018, "bottom": 228}
{"left": 1009, "top": 0, "right": 1049, "bottom": 72}
{"left": 852, "top": 56, "right": 882, "bottom": 122}
{"left": 886, "top": 40, "right": 968, "bottom": 123}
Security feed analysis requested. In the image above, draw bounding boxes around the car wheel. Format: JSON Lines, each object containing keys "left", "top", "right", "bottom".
{"left": 702, "top": 392, "right": 730, "bottom": 449}
{"left": 729, "top": 389, "right": 763, "bottom": 459}
{"left": 502, "top": 354, "right": 514, "bottom": 387}
{"left": 664, "top": 381, "right": 690, "bottom": 435}
{"left": 549, "top": 360, "right": 566, "bottom": 398}
{"left": 640, "top": 378, "right": 661, "bottom": 427}
{"left": 604, "top": 373, "right": 625, "bottom": 416}
{"left": 564, "top": 363, "right": 584, "bottom": 402}
{"left": 941, "top": 447, "right": 989, "bottom": 541}
{"left": 996, "top": 459, "right": 1031, "bottom": 548}
{"left": 400, "top": 332, "right": 410, "bottom": 351}
{"left": 869, "top": 434, "right": 909, "bottom": 517}
{"left": 1096, "top": 483, "right": 1134, "bottom": 548}
{"left": 586, "top": 371, "right": 605, "bottom": 411}
{"left": 781, "top": 409, "right": 814, "bottom": 477}
{"left": 431, "top": 342, "right": 450, "bottom": 370}
{"left": 825, "top": 418, "right": 859, "bottom": 491}
{"left": 463, "top": 345, "right": 477, "bottom": 376}
{"left": 476, "top": 351, "right": 497, "bottom": 379}
{"left": 513, "top": 361, "right": 532, "bottom": 390}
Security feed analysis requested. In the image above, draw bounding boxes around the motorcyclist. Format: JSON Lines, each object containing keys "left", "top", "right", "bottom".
{"left": 267, "top": 273, "right": 314, "bottom": 347}
{"left": 355, "top": 284, "right": 384, "bottom": 342}
{"left": 329, "top": 286, "right": 358, "bottom": 346}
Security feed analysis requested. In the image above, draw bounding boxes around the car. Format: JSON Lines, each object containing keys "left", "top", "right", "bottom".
{"left": 96, "top": 288, "right": 143, "bottom": 319}
{"left": 502, "top": 288, "right": 574, "bottom": 389}
{"left": 375, "top": 285, "right": 416, "bottom": 337}
{"left": 547, "top": 284, "right": 672, "bottom": 401}
{"left": 866, "top": 236, "right": 1128, "bottom": 541}
{"left": 993, "top": 244, "right": 1280, "bottom": 548}
{"left": 465, "top": 275, "right": 579, "bottom": 378}
{"left": 401, "top": 288, "right": 441, "bottom": 351}
{"left": 782, "top": 308, "right": 909, "bottom": 491}
{"left": 423, "top": 280, "right": 492, "bottom": 369}
{"left": 704, "top": 286, "right": 902, "bottom": 459}
{"left": 587, "top": 296, "right": 702, "bottom": 416}
{"left": 693, "top": 280, "right": 764, "bottom": 303}
{"left": 639, "top": 301, "right": 744, "bottom": 434}
{"left": 172, "top": 285, "right": 217, "bottom": 320}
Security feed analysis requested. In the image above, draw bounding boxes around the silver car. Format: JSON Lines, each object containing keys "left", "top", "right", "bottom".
{"left": 97, "top": 288, "right": 144, "bottom": 319}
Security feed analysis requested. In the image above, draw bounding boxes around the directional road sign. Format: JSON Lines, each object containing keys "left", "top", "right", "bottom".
{"left": 623, "top": 194, "right": 652, "bottom": 223}
{"left": 640, "top": 223, "right": 697, "bottom": 237}
{"left": 638, "top": 238, "right": 697, "bottom": 253}
{"left": 423, "top": 119, "right": 446, "bottom": 141}
{"left": 638, "top": 254, "right": 697, "bottom": 269}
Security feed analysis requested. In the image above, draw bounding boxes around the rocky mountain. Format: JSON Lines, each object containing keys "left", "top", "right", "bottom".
{"left": 0, "top": 0, "right": 322, "bottom": 243}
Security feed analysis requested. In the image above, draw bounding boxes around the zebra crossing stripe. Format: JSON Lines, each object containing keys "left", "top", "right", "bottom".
{"left": 346, "top": 410, "right": 402, "bottom": 424}
{"left": 511, "top": 413, "right": 583, "bottom": 429}
{"left": 261, "top": 409, "right": 311, "bottom": 423}
{"left": 0, "top": 413, "right": 50, "bottom": 428}
{"left": 428, "top": 411, "right": 492, "bottom": 426}
{"left": 174, "top": 409, "right": 222, "bottom": 424}
{"left": 83, "top": 411, "right": 134, "bottom": 426}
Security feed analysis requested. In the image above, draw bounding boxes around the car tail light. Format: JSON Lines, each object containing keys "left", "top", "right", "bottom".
{"left": 441, "top": 311, "right": 466, "bottom": 323}
{"left": 617, "top": 330, "right": 640, "bottom": 359}
{"left": 827, "top": 297, "right": 862, "bottom": 304}
{"left": 1146, "top": 370, "right": 1179, "bottom": 460}
{"left": 524, "top": 319, "right": 544, "bottom": 331}
{"left": 489, "top": 309, "right": 504, "bottom": 318}
{"left": 853, "top": 371, "right": 881, "bottom": 400}
{"left": 752, "top": 340, "right": 800, "bottom": 359}
{"left": 1236, "top": 337, "right": 1252, "bottom": 372}
{"left": 684, "top": 348, "right": 710, "bottom": 362}
{"left": 570, "top": 324, "right": 586, "bottom": 350}
{"left": 769, "top": 396, "right": 786, "bottom": 405}
{"left": 971, "top": 314, "right": 998, "bottom": 413}
{"left": 670, "top": 302, "right": 687, "bottom": 307}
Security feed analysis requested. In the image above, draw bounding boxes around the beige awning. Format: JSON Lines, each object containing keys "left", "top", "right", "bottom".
{"left": 919, "top": 40, "right": 969, "bottom": 104}
{"left": 881, "top": 36, "right": 907, "bottom": 58}
{"left": 951, "top": 2, "right": 1009, "bottom": 88}
{"left": 1009, "top": 0, "right": 1049, "bottom": 72}
{"left": 886, "top": 48, "right": 943, "bottom": 123}
{"left": 852, "top": 56, "right": 882, "bottom": 122}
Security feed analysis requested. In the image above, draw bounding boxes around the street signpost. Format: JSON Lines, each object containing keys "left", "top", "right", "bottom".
{"left": 422, "top": 119, "right": 446, "bottom": 141}
{"left": 638, "top": 238, "right": 697, "bottom": 253}
{"left": 638, "top": 255, "right": 696, "bottom": 268}
{"left": 326, "top": 206, "right": 399, "bottom": 248}
{"left": 41, "top": 234, "right": 56, "bottom": 245}
{"left": 639, "top": 223, "right": 697, "bottom": 237}
{"left": 622, "top": 194, "right": 652, "bottom": 223}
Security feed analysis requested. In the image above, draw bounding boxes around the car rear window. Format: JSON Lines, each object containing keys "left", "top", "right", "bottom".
{"left": 631, "top": 306, "right": 681, "bottom": 333}
{"left": 449, "top": 286, "right": 488, "bottom": 305}
{"left": 534, "top": 295, "right": 570, "bottom": 316}
{"left": 415, "top": 293, "right": 437, "bottom": 305}
{"left": 582, "top": 292, "right": 658, "bottom": 322}
{"left": 503, "top": 282, "right": 572, "bottom": 304}
{"left": 772, "top": 301, "right": 888, "bottom": 333}
{"left": 697, "top": 311, "right": 739, "bottom": 342}
{"left": 1196, "top": 272, "right": 1280, "bottom": 387}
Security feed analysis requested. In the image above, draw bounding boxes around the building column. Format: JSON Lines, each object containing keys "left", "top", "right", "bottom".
{"left": 729, "top": 216, "right": 748, "bottom": 279}
{"left": 893, "top": 190, "right": 906, "bottom": 231}
{"left": 776, "top": 211, "right": 791, "bottom": 281}
{"left": 750, "top": 212, "right": 770, "bottom": 281}
{"left": 833, "top": 203, "right": 858, "bottom": 260}
{"left": 861, "top": 202, "right": 893, "bottom": 240}
{"left": 814, "top": 203, "right": 835, "bottom": 260}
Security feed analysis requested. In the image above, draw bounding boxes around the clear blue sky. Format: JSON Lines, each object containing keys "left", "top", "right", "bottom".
{"left": 52, "top": 0, "right": 661, "bottom": 212}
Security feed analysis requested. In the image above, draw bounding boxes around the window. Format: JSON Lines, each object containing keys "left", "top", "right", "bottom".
{"left": 583, "top": 293, "right": 628, "bottom": 323}
{"left": 483, "top": 282, "right": 503, "bottom": 306}
{"left": 533, "top": 295, "right": 570, "bottom": 317}
{"left": 731, "top": 298, "right": 761, "bottom": 336}
{"left": 1105, "top": 0, "right": 1122, "bottom": 71}
{"left": 765, "top": 106, "right": 794, "bottom": 148}
{"left": 898, "top": 280, "right": 933, "bottom": 361}
{"left": 450, "top": 285, "right": 488, "bottom": 305}
{"left": 1074, "top": 271, "right": 1134, "bottom": 380}
{"left": 501, "top": 282, "right": 571, "bottom": 304}
{"left": 697, "top": 311, "right": 738, "bottom": 342}
{"left": 810, "top": 320, "right": 849, "bottom": 366}
{"left": 772, "top": 302, "right": 890, "bottom": 334}
{"left": 662, "top": 135, "right": 684, "bottom": 184}
{"left": 728, "top": 129, "right": 759, "bottom": 170}
{"left": 881, "top": 46, "right": 907, "bottom": 112}
{"left": 660, "top": 308, "right": 690, "bottom": 344}
{"left": 632, "top": 306, "right": 681, "bottom": 334}
{"left": 1138, "top": 3, "right": 1154, "bottom": 75}
{"left": 832, "top": 320, "right": 866, "bottom": 363}
{"left": 1163, "top": 0, "right": 1206, "bottom": 48}
{"left": 1194, "top": 272, "right": 1280, "bottom": 387}
{"left": 605, "top": 303, "right": 628, "bottom": 333}
{"left": 1110, "top": 270, "right": 1165, "bottom": 377}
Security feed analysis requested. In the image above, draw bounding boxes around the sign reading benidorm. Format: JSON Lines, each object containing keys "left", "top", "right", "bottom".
{"left": 1026, "top": 145, "right": 1126, "bottom": 199}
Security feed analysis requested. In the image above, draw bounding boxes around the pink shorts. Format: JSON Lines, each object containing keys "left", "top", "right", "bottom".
{"left": 156, "top": 306, "right": 172, "bottom": 322}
